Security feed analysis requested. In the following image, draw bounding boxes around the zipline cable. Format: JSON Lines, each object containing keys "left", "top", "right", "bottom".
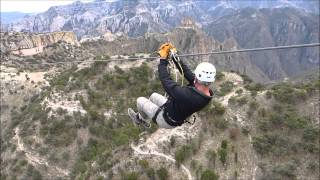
{"left": 177, "top": 42, "right": 320, "bottom": 57}
{"left": 17, "top": 42, "right": 320, "bottom": 65}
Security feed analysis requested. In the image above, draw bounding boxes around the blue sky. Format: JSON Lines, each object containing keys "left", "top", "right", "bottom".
{"left": 0, "top": 0, "right": 94, "bottom": 13}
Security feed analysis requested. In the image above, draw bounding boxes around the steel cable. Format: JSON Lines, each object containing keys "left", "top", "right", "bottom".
{"left": 14, "top": 43, "right": 320, "bottom": 65}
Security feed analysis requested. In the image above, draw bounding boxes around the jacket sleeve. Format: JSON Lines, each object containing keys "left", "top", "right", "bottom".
{"left": 158, "top": 59, "right": 190, "bottom": 100}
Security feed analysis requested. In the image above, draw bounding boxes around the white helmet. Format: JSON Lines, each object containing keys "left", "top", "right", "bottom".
{"left": 194, "top": 62, "right": 216, "bottom": 83}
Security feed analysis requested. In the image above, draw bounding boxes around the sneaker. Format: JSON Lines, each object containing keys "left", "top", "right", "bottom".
{"left": 128, "top": 108, "right": 151, "bottom": 128}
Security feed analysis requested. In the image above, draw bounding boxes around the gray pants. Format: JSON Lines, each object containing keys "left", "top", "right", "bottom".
{"left": 137, "top": 93, "right": 174, "bottom": 129}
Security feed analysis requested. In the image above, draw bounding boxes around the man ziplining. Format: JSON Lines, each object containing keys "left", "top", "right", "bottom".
{"left": 128, "top": 43, "right": 216, "bottom": 129}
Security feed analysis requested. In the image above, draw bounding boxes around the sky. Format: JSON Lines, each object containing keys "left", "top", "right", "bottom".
{"left": 0, "top": 0, "right": 94, "bottom": 13}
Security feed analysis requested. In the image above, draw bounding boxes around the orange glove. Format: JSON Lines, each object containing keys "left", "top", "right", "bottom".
{"left": 158, "top": 42, "right": 175, "bottom": 59}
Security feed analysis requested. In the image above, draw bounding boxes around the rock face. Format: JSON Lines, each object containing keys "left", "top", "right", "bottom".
{"left": 204, "top": 7, "right": 320, "bottom": 80}
{"left": 2, "top": 0, "right": 318, "bottom": 38}
{"left": 0, "top": 31, "right": 79, "bottom": 56}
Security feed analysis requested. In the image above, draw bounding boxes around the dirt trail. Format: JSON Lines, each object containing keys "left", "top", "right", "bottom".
{"left": 131, "top": 121, "right": 201, "bottom": 180}
{"left": 220, "top": 89, "right": 238, "bottom": 106}
{"left": 14, "top": 127, "right": 70, "bottom": 177}
{"left": 131, "top": 144, "right": 193, "bottom": 180}
{"left": 219, "top": 72, "right": 244, "bottom": 106}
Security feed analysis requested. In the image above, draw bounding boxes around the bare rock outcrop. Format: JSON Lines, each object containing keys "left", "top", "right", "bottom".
{"left": 0, "top": 31, "right": 79, "bottom": 56}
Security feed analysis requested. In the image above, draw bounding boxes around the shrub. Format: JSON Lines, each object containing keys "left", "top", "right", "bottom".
{"left": 44, "top": 120, "right": 77, "bottom": 147}
{"left": 245, "top": 83, "right": 264, "bottom": 92}
{"left": 72, "top": 161, "right": 87, "bottom": 175}
{"left": 221, "top": 140, "right": 228, "bottom": 149}
{"left": 258, "top": 108, "right": 267, "bottom": 118}
{"left": 249, "top": 101, "right": 259, "bottom": 111}
{"left": 79, "top": 138, "right": 108, "bottom": 162}
{"left": 49, "top": 66, "right": 76, "bottom": 90}
{"left": 267, "top": 112, "right": 308, "bottom": 130}
{"left": 87, "top": 109, "right": 104, "bottom": 122}
{"left": 252, "top": 134, "right": 291, "bottom": 156}
{"left": 26, "top": 165, "right": 42, "bottom": 180}
{"left": 190, "top": 159, "right": 198, "bottom": 169}
{"left": 146, "top": 168, "right": 155, "bottom": 179}
{"left": 122, "top": 171, "right": 139, "bottom": 180}
{"left": 272, "top": 162, "right": 296, "bottom": 179}
{"left": 170, "top": 136, "right": 176, "bottom": 147}
{"left": 215, "top": 71, "right": 225, "bottom": 81}
{"left": 97, "top": 151, "right": 112, "bottom": 171}
{"left": 234, "top": 152, "right": 238, "bottom": 164}
{"left": 303, "top": 143, "right": 319, "bottom": 153}
{"left": 241, "top": 127, "right": 250, "bottom": 136}
{"left": 211, "top": 101, "right": 226, "bottom": 115}
{"left": 236, "top": 96, "right": 248, "bottom": 105}
{"left": 157, "top": 167, "right": 169, "bottom": 180}
{"left": 240, "top": 74, "right": 252, "bottom": 84}
{"left": 218, "top": 81, "right": 234, "bottom": 96}
{"left": 302, "top": 127, "right": 320, "bottom": 142}
{"left": 94, "top": 55, "right": 103, "bottom": 60}
{"left": 307, "top": 161, "right": 319, "bottom": 171}
{"left": 200, "top": 169, "right": 219, "bottom": 180}
{"left": 235, "top": 89, "right": 243, "bottom": 95}
{"left": 62, "top": 151, "right": 70, "bottom": 161}
{"left": 214, "top": 117, "right": 229, "bottom": 130}
{"left": 265, "top": 91, "right": 272, "bottom": 99}
{"left": 129, "top": 55, "right": 138, "bottom": 58}
{"left": 138, "top": 159, "right": 149, "bottom": 169}
{"left": 175, "top": 145, "right": 192, "bottom": 165}
{"left": 218, "top": 148, "right": 227, "bottom": 165}
{"left": 271, "top": 83, "right": 307, "bottom": 104}
{"left": 228, "top": 96, "right": 237, "bottom": 104}
{"left": 218, "top": 140, "right": 228, "bottom": 166}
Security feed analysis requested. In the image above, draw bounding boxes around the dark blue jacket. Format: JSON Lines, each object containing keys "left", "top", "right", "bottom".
{"left": 158, "top": 59, "right": 213, "bottom": 126}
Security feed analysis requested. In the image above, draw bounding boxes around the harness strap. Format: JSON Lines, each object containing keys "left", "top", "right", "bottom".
{"left": 152, "top": 105, "right": 164, "bottom": 124}
{"left": 163, "top": 111, "right": 183, "bottom": 126}
{"left": 185, "top": 114, "right": 197, "bottom": 125}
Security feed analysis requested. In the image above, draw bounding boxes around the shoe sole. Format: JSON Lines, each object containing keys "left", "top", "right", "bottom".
{"left": 128, "top": 108, "right": 151, "bottom": 128}
{"left": 128, "top": 108, "right": 140, "bottom": 126}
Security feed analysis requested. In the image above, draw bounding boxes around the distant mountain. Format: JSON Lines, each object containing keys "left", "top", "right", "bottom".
{"left": 208, "top": 0, "right": 319, "bottom": 13}
{"left": 204, "top": 7, "right": 319, "bottom": 80}
{"left": 0, "top": 12, "right": 31, "bottom": 24}
{"left": 2, "top": 0, "right": 318, "bottom": 38}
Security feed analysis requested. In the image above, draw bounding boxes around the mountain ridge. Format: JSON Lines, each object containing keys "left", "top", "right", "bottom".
{"left": 1, "top": 0, "right": 318, "bottom": 38}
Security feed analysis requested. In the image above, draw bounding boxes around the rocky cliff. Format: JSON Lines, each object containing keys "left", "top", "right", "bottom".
{"left": 0, "top": 31, "right": 79, "bottom": 56}
{"left": 204, "top": 7, "right": 319, "bottom": 81}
